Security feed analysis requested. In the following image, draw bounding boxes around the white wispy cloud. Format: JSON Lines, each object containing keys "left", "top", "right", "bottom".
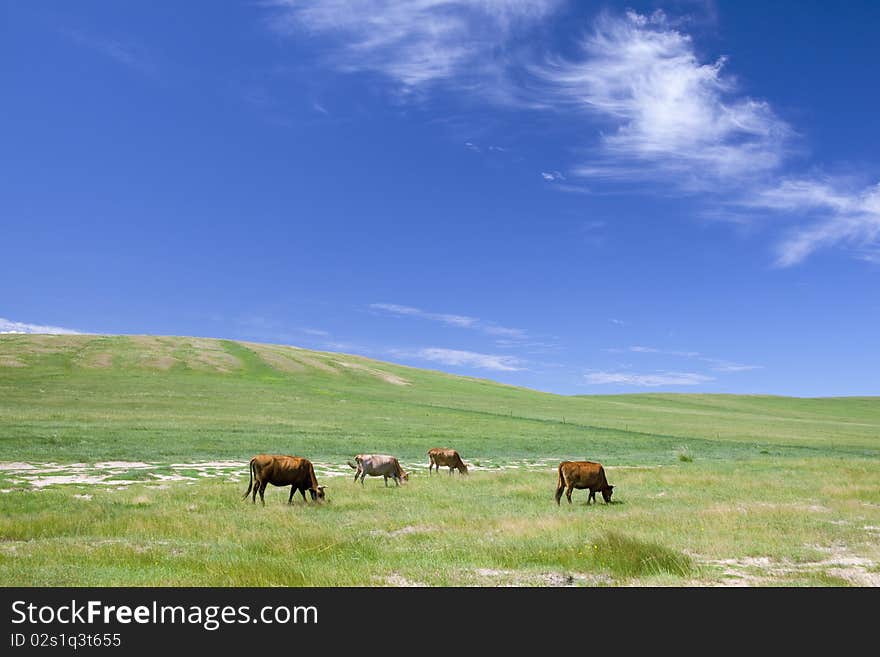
{"left": 705, "top": 359, "right": 762, "bottom": 373}
{"left": 743, "top": 177, "right": 880, "bottom": 266}
{"left": 267, "top": 0, "right": 561, "bottom": 90}
{"left": 0, "top": 318, "right": 81, "bottom": 335}
{"left": 60, "top": 27, "right": 156, "bottom": 76}
{"left": 301, "top": 327, "right": 331, "bottom": 337}
{"left": 541, "top": 171, "right": 565, "bottom": 181}
{"left": 605, "top": 345, "right": 761, "bottom": 373}
{"left": 396, "top": 347, "right": 524, "bottom": 371}
{"left": 263, "top": 5, "right": 875, "bottom": 265}
{"left": 370, "top": 302, "right": 527, "bottom": 341}
{"left": 629, "top": 345, "right": 701, "bottom": 358}
{"left": 536, "top": 10, "right": 791, "bottom": 189}
{"left": 370, "top": 303, "right": 478, "bottom": 328}
{"left": 585, "top": 370, "right": 713, "bottom": 386}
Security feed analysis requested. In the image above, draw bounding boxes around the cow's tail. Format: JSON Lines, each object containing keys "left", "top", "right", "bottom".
{"left": 555, "top": 463, "right": 565, "bottom": 504}
{"left": 242, "top": 458, "right": 255, "bottom": 500}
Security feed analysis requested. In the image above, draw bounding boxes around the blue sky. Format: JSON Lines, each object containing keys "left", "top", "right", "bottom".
{"left": 2, "top": 1, "right": 879, "bottom": 396}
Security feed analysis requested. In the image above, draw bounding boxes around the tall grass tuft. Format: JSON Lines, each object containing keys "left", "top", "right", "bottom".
{"left": 676, "top": 445, "right": 694, "bottom": 462}
{"left": 590, "top": 531, "right": 693, "bottom": 578}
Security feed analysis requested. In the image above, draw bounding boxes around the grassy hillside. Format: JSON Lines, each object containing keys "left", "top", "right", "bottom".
{"left": 1, "top": 333, "right": 877, "bottom": 464}
{"left": 1, "top": 334, "right": 878, "bottom": 586}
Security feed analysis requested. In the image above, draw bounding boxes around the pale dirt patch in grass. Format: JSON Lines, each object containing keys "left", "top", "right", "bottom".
{"left": 248, "top": 346, "right": 306, "bottom": 373}
{"left": 144, "top": 356, "right": 179, "bottom": 370}
{"left": 0, "top": 356, "right": 27, "bottom": 367}
{"left": 369, "top": 525, "right": 432, "bottom": 538}
{"left": 243, "top": 342, "right": 338, "bottom": 373}
{"left": 470, "top": 568, "right": 612, "bottom": 587}
{"left": 381, "top": 573, "right": 428, "bottom": 587}
{"left": 333, "top": 360, "right": 410, "bottom": 386}
{"left": 26, "top": 475, "right": 143, "bottom": 488}
{"left": 706, "top": 501, "right": 833, "bottom": 515}
{"left": 81, "top": 352, "right": 113, "bottom": 368}
{"left": 128, "top": 336, "right": 223, "bottom": 371}
{"left": 698, "top": 544, "right": 880, "bottom": 586}
{"left": 126, "top": 336, "right": 170, "bottom": 357}
{"left": 0, "top": 335, "right": 85, "bottom": 355}
{"left": 185, "top": 338, "right": 242, "bottom": 372}
{"left": 0, "top": 459, "right": 365, "bottom": 491}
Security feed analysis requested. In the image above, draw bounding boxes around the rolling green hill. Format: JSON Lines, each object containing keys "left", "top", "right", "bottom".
{"left": 1, "top": 333, "right": 878, "bottom": 464}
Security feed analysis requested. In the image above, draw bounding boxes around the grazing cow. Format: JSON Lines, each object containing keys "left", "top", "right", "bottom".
{"left": 242, "top": 454, "right": 326, "bottom": 506}
{"left": 427, "top": 447, "right": 468, "bottom": 475}
{"left": 555, "top": 460, "right": 614, "bottom": 506}
{"left": 347, "top": 454, "right": 409, "bottom": 487}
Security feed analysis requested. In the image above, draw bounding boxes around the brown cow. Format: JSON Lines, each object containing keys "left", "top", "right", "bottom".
{"left": 555, "top": 460, "right": 614, "bottom": 505}
{"left": 242, "top": 454, "right": 326, "bottom": 506}
{"left": 427, "top": 447, "right": 468, "bottom": 475}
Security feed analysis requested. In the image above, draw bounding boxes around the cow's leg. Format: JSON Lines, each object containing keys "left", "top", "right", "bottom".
{"left": 288, "top": 486, "right": 296, "bottom": 505}
{"left": 251, "top": 479, "right": 259, "bottom": 504}
{"left": 555, "top": 482, "right": 564, "bottom": 505}
{"left": 383, "top": 475, "right": 388, "bottom": 487}
{"left": 258, "top": 482, "right": 267, "bottom": 506}
{"left": 299, "top": 487, "right": 308, "bottom": 503}
{"left": 587, "top": 489, "right": 596, "bottom": 505}
{"left": 565, "top": 484, "right": 574, "bottom": 504}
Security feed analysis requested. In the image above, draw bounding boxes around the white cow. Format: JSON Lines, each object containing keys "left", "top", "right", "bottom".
{"left": 347, "top": 454, "right": 409, "bottom": 487}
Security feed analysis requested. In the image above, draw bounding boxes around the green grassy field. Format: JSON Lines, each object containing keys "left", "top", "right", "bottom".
{"left": 1, "top": 334, "right": 878, "bottom": 586}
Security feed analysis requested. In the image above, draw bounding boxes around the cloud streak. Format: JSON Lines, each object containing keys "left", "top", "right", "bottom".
{"left": 267, "top": 0, "right": 560, "bottom": 90}
{"left": 744, "top": 177, "right": 880, "bottom": 266}
{"left": 394, "top": 347, "right": 524, "bottom": 371}
{"left": 60, "top": 27, "right": 156, "bottom": 76}
{"left": 0, "top": 318, "right": 81, "bottom": 335}
{"left": 585, "top": 370, "right": 713, "bottom": 386}
{"left": 606, "top": 345, "right": 761, "bottom": 373}
{"left": 370, "top": 302, "right": 527, "bottom": 340}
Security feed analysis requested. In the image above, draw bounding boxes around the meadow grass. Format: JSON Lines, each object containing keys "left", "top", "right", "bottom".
{"left": 0, "top": 334, "right": 878, "bottom": 586}
{"left": 1, "top": 458, "right": 878, "bottom": 586}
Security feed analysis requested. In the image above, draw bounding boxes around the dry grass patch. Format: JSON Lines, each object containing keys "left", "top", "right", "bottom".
{"left": 333, "top": 360, "right": 410, "bottom": 385}
{"left": 243, "top": 342, "right": 339, "bottom": 373}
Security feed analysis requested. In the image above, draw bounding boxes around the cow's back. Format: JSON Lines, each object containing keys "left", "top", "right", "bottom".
{"left": 429, "top": 448, "right": 462, "bottom": 466}
{"left": 261, "top": 455, "right": 313, "bottom": 485}
{"left": 559, "top": 460, "right": 606, "bottom": 487}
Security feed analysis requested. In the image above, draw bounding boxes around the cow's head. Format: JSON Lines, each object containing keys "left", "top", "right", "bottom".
{"left": 310, "top": 485, "right": 327, "bottom": 501}
{"left": 459, "top": 463, "right": 469, "bottom": 475}
{"left": 402, "top": 471, "right": 410, "bottom": 482}
{"left": 601, "top": 485, "right": 614, "bottom": 503}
